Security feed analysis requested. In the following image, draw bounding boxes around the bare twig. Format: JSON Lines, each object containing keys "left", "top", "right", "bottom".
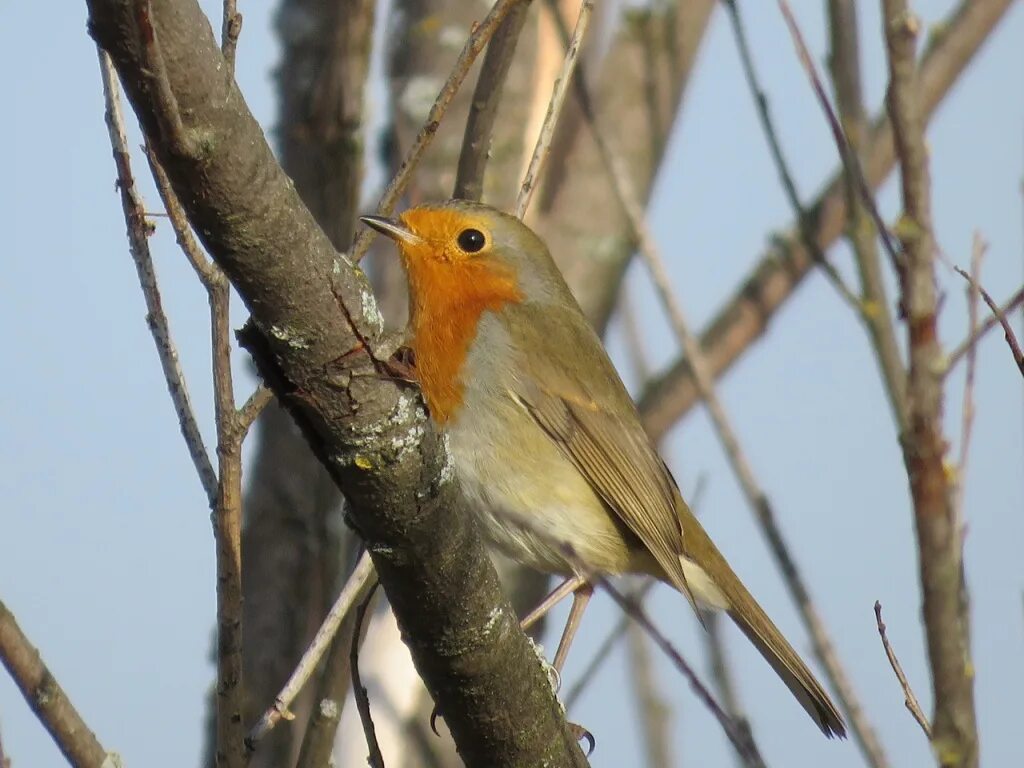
{"left": 221, "top": 0, "right": 242, "bottom": 74}
{"left": 453, "top": 1, "right": 532, "bottom": 202}
{"left": 874, "top": 601, "right": 932, "bottom": 738}
{"left": 953, "top": 267, "right": 1024, "bottom": 377}
{"left": 777, "top": 0, "right": 903, "bottom": 276}
{"left": 723, "top": 0, "right": 861, "bottom": 312}
{"left": 236, "top": 385, "right": 274, "bottom": 436}
{"left": 351, "top": 583, "right": 385, "bottom": 768}
{"left": 148, "top": 117, "right": 249, "bottom": 767}
{"left": 145, "top": 149, "right": 221, "bottom": 285}
{"left": 210, "top": 278, "right": 246, "bottom": 768}
{"left": 515, "top": 0, "right": 594, "bottom": 219}
{"left": 954, "top": 235, "right": 986, "bottom": 522}
{"left": 294, "top": 543, "right": 372, "bottom": 768}
{"left": 0, "top": 599, "right": 114, "bottom": 767}
{"left": 701, "top": 610, "right": 757, "bottom": 768}
{"left": 638, "top": 0, "right": 1015, "bottom": 441}
{"left": 600, "top": 580, "right": 765, "bottom": 768}
{"left": 571, "top": 41, "right": 879, "bottom": 752}
{"left": 625, "top": 604, "right": 674, "bottom": 768}
{"left": 97, "top": 50, "right": 218, "bottom": 504}
{"left": 247, "top": 551, "right": 377, "bottom": 747}
{"left": 563, "top": 480, "right": 708, "bottom": 710}
{"left": 827, "top": 0, "right": 909, "bottom": 431}
{"left": 883, "top": 2, "right": 978, "bottom": 765}
{"left": 492, "top": 502, "right": 765, "bottom": 768}
{"left": 352, "top": 0, "right": 527, "bottom": 262}
{"left": 945, "top": 285, "right": 1024, "bottom": 373}
{"left": 563, "top": 579, "right": 655, "bottom": 709}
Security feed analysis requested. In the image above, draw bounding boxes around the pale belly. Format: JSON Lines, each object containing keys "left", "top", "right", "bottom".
{"left": 446, "top": 395, "right": 641, "bottom": 577}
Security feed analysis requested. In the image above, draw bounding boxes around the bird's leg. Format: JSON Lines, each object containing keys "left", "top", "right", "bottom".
{"left": 520, "top": 574, "right": 587, "bottom": 632}
{"left": 552, "top": 584, "right": 594, "bottom": 673}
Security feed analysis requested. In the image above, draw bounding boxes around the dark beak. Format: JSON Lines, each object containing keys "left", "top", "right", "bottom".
{"left": 359, "top": 215, "right": 423, "bottom": 246}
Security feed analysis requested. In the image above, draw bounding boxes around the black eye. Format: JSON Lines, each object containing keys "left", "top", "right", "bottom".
{"left": 457, "top": 228, "right": 486, "bottom": 253}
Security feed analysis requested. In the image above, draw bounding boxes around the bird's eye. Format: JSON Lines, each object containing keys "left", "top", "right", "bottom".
{"left": 457, "top": 228, "right": 486, "bottom": 253}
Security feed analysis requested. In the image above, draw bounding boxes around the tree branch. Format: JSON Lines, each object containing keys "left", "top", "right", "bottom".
{"left": 351, "top": 0, "right": 528, "bottom": 261}
{"left": 874, "top": 601, "right": 932, "bottom": 739}
{"left": 827, "top": 0, "right": 909, "bottom": 430}
{"left": 638, "top": 0, "right": 1015, "bottom": 440}
{"left": 883, "top": 2, "right": 977, "bottom": 765}
{"left": 454, "top": 1, "right": 533, "bottom": 202}
{"left": 0, "top": 599, "right": 115, "bottom": 767}
{"left": 533, "top": 0, "right": 716, "bottom": 328}
{"left": 86, "top": 1, "right": 586, "bottom": 764}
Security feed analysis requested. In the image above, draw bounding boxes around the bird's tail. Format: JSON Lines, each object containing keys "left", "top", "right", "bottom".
{"left": 724, "top": 587, "right": 846, "bottom": 738}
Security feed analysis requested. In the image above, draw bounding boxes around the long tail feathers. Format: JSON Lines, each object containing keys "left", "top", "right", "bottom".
{"left": 726, "top": 599, "right": 846, "bottom": 738}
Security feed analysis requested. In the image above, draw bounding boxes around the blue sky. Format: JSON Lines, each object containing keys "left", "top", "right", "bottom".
{"left": 1, "top": 2, "right": 1021, "bottom": 766}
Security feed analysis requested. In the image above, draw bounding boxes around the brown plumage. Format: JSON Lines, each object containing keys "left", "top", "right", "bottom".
{"left": 361, "top": 200, "right": 846, "bottom": 738}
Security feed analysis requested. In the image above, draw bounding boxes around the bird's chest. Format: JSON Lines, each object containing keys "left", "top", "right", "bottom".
{"left": 444, "top": 382, "right": 635, "bottom": 576}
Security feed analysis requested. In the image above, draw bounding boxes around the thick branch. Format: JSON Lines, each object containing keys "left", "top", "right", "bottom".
{"left": 87, "top": 1, "right": 585, "bottom": 763}
{"left": 638, "top": 0, "right": 1015, "bottom": 439}
{"left": 233, "top": 1, "right": 378, "bottom": 764}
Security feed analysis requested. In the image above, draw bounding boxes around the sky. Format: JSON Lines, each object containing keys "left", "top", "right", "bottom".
{"left": 1, "top": 2, "right": 1022, "bottom": 767}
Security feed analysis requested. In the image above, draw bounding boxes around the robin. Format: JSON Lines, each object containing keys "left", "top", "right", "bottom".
{"left": 360, "top": 200, "right": 846, "bottom": 738}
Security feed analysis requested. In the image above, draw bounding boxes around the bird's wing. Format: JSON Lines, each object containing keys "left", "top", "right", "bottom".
{"left": 502, "top": 303, "right": 696, "bottom": 607}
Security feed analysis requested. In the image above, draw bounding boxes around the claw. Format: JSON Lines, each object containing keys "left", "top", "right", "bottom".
{"left": 429, "top": 706, "right": 442, "bottom": 737}
{"left": 569, "top": 722, "right": 595, "bottom": 756}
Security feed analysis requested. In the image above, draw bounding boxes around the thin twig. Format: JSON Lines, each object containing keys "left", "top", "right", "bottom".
{"left": 453, "top": 1, "right": 532, "bottom": 202}
{"left": 294, "top": 544, "right": 373, "bottom": 768}
{"left": 236, "top": 385, "right": 274, "bottom": 436}
{"left": 570, "top": 36, "right": 878, "bottom": 752}
{"left": 97, "top": 49, "right": 218, "bottom": 505}
{"left": 563, "top": 479, "right": 708, "bottom": 710}
{"left": 953, "top": 267, "right": 1024, "bottom": 377}
{"left": 625, "top": 599, "right": 674, "bottom": 768}
{"left": 246, "top": 551, "right": 378, "bottom": 748}
{"left": 884, "top": 2, "right": 978, "bottom": 764}
{"left": 701, "top": 611, "right": 756, "bottom": 768}
{"left": 955, "top": 234, "right": 986, "bottom": 522}
{"left": 351, "top": 0, "right": 527, "bottom": 262}
{"left": 723, "top": 0, "right": 861, "bottom": 313}
{"left": 0, "top": 599, "right": 114, "bottom": 767}
{"left": 351, "top": 583, "right": 385, "bottom": 768}
{"left": 210, "top": 276, "right": 246, "bottom": 768}
{"left": 827, "top": 0, "right": 909, "bottom": 433}
{"left": 221, "top": 0, "right": 242, "bottom": 75}
{"left": 599, "top": 580, "right": 765, "bottom": 768}
{"left": 777, "top": 0, "right": 904, "bottom": 277}
{"left": 637, "top": 0, "right": 1015, "bottom": 441}
{"left": 491, "top": 503, "right": 765, "bottom": 768}
{"left": 145, "top": 149, "right": 221, "bottom": 286}
{"left": 515, "top": 0, "right": 594, "bottom": 219}
{"left": 563, "top": 579, "right": 655, "bottom": 709}
{"left": 693, "top": 480, "right": 754, "bottom": 768}
{"left": 873, "top": 602, "right": 932, "bottom": 738}
{"left": 945, "top": 286, "right": 1024, "bottom": 373}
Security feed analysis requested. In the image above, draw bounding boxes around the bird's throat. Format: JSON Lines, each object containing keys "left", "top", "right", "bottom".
{"left": 406, "top": 257, "right": 523, "bottom": 424}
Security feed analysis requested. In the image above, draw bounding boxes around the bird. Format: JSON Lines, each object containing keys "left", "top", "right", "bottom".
{"left": 360, "top": 200, "right": 846, "bottom": 738}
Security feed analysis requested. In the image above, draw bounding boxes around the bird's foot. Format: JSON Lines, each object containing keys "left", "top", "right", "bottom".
{"left": 569, "top": 722, "right": 596, "bottom": 756}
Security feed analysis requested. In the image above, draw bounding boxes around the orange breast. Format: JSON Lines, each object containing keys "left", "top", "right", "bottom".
{"left": 406, "top": 257, "right": 523, "bottom": 424}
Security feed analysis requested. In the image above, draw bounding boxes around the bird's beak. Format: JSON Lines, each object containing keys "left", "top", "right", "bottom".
{"left": 359, "top": 215, "right": 423, "bottom": 246}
